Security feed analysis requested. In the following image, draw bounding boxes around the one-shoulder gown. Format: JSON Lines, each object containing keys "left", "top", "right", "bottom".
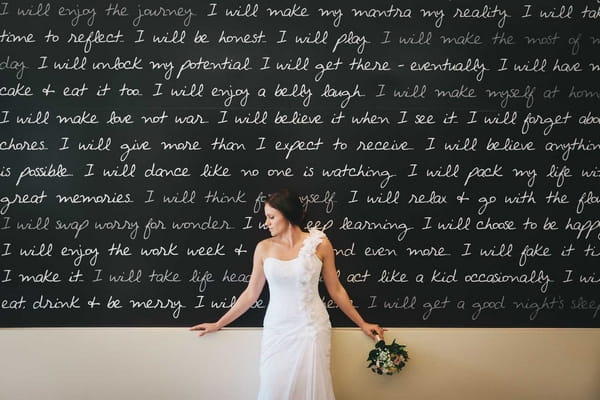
{"left": 257, "top": 228, "right": 335, "bottom": 400}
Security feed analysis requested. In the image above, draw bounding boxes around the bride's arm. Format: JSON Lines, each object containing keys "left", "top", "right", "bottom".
{"left": 320, "top": 237, "right": 385, "bottom": 341}
{"left": 190, "top": 241, "right": 267, "bottom": 336}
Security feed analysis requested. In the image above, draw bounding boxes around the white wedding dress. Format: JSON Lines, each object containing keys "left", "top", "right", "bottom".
{"left": 257, "top": 228, "right": 335, "bottom": 400}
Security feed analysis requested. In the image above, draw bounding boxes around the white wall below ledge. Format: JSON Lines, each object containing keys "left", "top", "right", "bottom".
{"left": 0, "top": 328, "right": 598, "bottom": 400}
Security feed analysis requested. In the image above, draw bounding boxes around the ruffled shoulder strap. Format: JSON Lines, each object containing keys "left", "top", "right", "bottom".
{"left": 298, "top": 228, "right": 326, "bottom": 259}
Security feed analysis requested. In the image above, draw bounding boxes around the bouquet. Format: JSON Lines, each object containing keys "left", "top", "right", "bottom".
{"left": 367, "top": 335, "right": 409, "bottom": 375}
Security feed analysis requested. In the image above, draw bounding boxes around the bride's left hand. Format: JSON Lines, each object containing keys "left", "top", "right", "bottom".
{"left": 360, "top": 322, "right": 386, "bottom": 341}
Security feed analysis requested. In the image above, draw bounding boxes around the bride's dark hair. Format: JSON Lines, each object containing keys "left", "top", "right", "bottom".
{"left": 266, "top": 189, "right": 307, "bottom": 227}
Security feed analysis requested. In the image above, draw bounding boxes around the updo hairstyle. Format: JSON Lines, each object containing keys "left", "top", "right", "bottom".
{"left": 266, "top": 189, "right": 307, "bottom": 227}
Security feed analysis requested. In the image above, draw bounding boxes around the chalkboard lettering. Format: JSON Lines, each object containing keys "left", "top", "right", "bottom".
{"left": 129, "top": 298, "right": 185, "bottom": 319}
{"left": 0, "top": 191, "right": 47, "bottom": 215}
{"left": 171, "top": 217, "right": 234, "bottom": 231}
{"left": 19, "top": 269, "right": 61, "bottom": 283}
{"left": 33, "top": 295, "right": 80, "bottom": 310}
{"left": 453, "top": 6, "right": 510, "bottom": 28}
{"left": 222, "top": 269, "right": 251, "bottom": 283}
{"left": 133, "top": 6, "right": 196, "bottom": 27}
{"left": 0, "top": 29, "right": 36, "bottom": 43}
{"left": 0, "top": 0, "right": 597, "bottom": 327}
{"left": 186, "top": 243, "right": 226, "bottom": 256}
{"left": 108, "top": 269, "right": 141, "bottom": 283}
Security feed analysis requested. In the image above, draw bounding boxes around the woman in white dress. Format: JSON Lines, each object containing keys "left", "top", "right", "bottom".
{"left": 191, "top": 189, "right": 384, "bottom": 400}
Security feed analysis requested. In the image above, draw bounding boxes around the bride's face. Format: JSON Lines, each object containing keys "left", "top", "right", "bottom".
{"left": 264, "top": 203, "right": 290, "bottom": 236}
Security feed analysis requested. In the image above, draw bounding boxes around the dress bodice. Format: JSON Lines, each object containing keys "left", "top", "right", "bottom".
{"left": 262, "top": 228, "right": 331, "bottom": 332}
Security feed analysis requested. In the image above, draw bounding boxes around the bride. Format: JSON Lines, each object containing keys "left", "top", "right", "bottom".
{"left": 191, "top": 189, "right": 384, "bottom": 400}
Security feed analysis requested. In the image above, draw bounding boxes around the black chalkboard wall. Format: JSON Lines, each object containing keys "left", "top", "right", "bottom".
{"left": 1, "top": 0, "right": 598, "bottom": 327}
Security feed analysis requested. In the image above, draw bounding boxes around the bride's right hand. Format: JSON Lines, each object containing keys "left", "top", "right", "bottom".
{"left": 189, "top": 322, "right": 221, "bottom": 336}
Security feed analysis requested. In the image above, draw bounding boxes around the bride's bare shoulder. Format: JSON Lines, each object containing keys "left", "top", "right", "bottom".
{"left": 255, "top": 237, "right": 275, "bottom": 255}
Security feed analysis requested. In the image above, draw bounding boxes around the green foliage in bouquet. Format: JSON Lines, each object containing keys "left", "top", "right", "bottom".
{"left": 367, "top": 337, "right": 409, "bottom": 375}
